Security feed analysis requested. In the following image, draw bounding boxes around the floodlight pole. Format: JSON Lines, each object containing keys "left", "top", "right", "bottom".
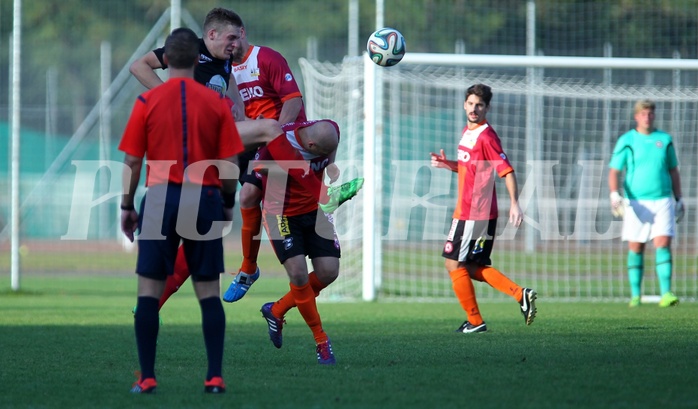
{"left": 348, "top": 0, "right": 359, "bottom": 57}
{"left": 525, "top": 0, "right": 539, "bottom": 253}
{"left": 10, "top": 0, "right": 22, "bottom": 291}
{"left": 99, "top": 41, "right": 112, "bottom": 238}
{"left": 170, "top": 0, "right": 181, "bottom": 31}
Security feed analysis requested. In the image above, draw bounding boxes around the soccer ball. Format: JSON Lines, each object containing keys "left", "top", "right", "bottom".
{"left": 367, "top": 27, "right": 406, "bottom": 67}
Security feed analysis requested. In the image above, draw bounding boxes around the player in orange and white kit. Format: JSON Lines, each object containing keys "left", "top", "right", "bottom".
{"left": 430, "top": 83, "right": 537, "bottom": 333}
{"left": 221, "top": 10, "right": 307, "bottom": 302}
{"left": 254, "top": 119, "right": 347, "bottom": 365}
{"left": 222, "top": 11, "right": 362, "bottom": 303}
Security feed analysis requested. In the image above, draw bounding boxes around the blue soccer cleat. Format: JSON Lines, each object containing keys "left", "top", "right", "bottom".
{"left": 223, "top": 267, "right": 260, "bottom": 303}
{"left": 260, "top": 302, "right": 285, "bottom": 349}
{"left": 316, "top": 338, "right": 336, "bottom": 365}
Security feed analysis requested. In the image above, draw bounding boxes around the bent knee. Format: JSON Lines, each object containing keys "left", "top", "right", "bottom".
{"left": 316, "top": 270, "right": 339, "bottom": 285}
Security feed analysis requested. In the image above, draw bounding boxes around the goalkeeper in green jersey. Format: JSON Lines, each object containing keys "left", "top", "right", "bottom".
{"left": 608, "top": 99, "right": 685, "bottom": 308}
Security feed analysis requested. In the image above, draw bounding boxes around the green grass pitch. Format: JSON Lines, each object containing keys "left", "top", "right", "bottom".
{"left": 1, "top": 275, "right": 697, "bottom": 409}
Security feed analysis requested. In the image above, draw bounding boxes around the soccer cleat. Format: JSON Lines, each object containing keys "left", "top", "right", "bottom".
{"left": 628, "top": 296, "right": 641, "bottom": 308}
{"left": 261, "top": 302, "right": 285, "bottom": 348}
{"left": 455, "top": 321, "right": 487, "bottom": 333}
{"left": 519, "top": 288, "right": 537, "bottom": 325}
{"left": 223, "top": 267, "right": 261, "bottom": 303}
{"left": 316, "top": 338, "right": 336, "bottom": 365}
{"left": 204, "top": 377, "right": 226, "bottom": 394}
{"left": 658, "top": 292, "right": 679, "bottom": 308}
{"left": 130, "top": 377, "right": 157, "bottom": 394}
{"left": 319, "top": 177, "right": 365, "bottom": 213}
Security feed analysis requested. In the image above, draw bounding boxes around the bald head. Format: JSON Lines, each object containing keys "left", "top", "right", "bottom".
{"left": 301, "top": 121, "right": 339, "bottom": 156}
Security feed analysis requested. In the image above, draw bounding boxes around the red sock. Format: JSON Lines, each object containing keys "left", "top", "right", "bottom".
{"left": 271, "top": 292, "right": 295, "bottom": 319}
{"left": 159, "top": 246, "right": 190, "bottom": 310}
{"left": 239, "top": 206, "right": 262, "bottom": 274}
{"left": 271, "top": 272, "right": 328, "bottom": 318}
{"left": 476, "top": 266, "right": 522, "bottom": 301}
{"left": 290, "top": 282, "right": 327, "bottom": 344}
{"left": 308, "top": 272, "right": 328, "bottom": 296}
{"left": 449, "top": 268, "right": 483, "bottom": 325}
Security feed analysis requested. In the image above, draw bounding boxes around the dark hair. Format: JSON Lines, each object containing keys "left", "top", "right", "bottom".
{"left": 465, "top": 83, "right": 493, "bottom": 106}
{"left": 203, "top": 8, "right": 243, "bottom": 32}
{"left": 164, "top": 28, "right": 199, "bottom": 69}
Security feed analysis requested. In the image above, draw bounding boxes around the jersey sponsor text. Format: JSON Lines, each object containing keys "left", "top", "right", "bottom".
{"left": 240, "top": 86, "right": 264, "bottom": 101}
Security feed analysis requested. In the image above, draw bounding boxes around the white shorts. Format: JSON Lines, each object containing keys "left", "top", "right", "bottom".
{"left": 622, "top": 197, "right": 675, "bottom": 243}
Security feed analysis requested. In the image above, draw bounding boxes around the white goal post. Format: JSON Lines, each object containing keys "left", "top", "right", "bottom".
{"left": 402, "top": 53, "right": 698, "bottom": 70}
{"left": 300, "top": 53, "right": 698, "bottom": 302}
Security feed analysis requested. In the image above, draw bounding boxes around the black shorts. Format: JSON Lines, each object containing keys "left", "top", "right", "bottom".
{"left": 238, "top": 149, "right": 263, "bottom": 188}
{"left": 442, "top": 219, "right": 497, "bottom": 266}
{"left": 263, "top": 209, "right": 341, "bottom": 264}
{"left": 135, "top": 184, "right": 225, "bottom": 282}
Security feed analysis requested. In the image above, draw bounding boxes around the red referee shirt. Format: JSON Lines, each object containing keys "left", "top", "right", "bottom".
{"left": 119, "top": 78, "right": 244, "bottom": 187}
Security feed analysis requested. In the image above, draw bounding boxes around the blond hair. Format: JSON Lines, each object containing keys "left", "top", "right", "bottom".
{"left": 203, "top": 8, "right": 243, "bottom": 32}
{"left": 634, "top": 99, "right": 655, "bottom": 114}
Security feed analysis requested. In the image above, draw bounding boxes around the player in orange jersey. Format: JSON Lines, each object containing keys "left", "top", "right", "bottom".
{"left": 221, "top": 10, "right": 307, "bottom": 302}
{"left": 222, "top": 10, "right": 362, "bottom": 303}
{"left": 430, "top": 83, "right": 537, "bottom": 333}
{"left": 253, "top": 119, "right": 357, "bottom": 365}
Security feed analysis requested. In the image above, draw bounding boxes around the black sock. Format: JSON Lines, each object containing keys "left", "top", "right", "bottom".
{"left": 200, "top": 296, "right": 225, "bottom": 380}
{"left": 134, "top": 296, "right": 160, "bottom": 380}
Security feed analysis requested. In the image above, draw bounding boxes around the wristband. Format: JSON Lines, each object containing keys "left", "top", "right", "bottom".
{"left": 222, "top": 191, "right": 236, "bottom": 209}
{"left": 120, "top": 204, "right": 135, "bottom": 211}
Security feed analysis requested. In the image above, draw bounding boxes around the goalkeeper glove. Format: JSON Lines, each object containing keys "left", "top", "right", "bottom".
{"left": 675, "top": 197, "right": 685, "bottom": 223}
{"left": 610, "top": 191, "right": 625, "bottom": 218}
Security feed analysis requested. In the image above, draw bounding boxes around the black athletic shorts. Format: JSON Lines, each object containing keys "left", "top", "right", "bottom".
{"left": 442, "top": 218, "right": 497, "bottom": 266}
{"left": 135, "top": 183, "right": 225, "bottom": 282}
{"left": 263, "top": 209, "right": 341, "bottom": 264}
